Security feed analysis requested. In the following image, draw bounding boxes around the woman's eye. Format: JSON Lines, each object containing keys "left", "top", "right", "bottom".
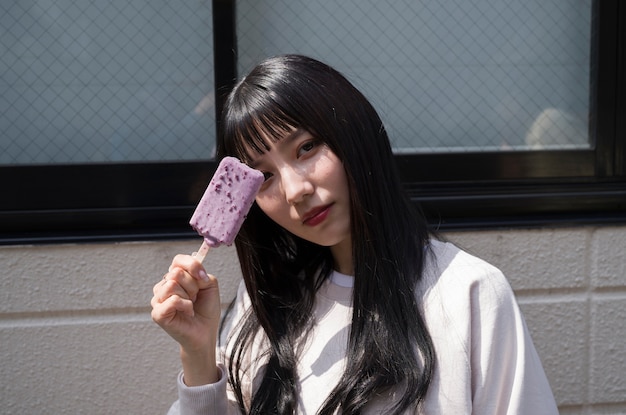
{"left": 262, "top": 171, "right": 273, "bottom": 181}
{"left": 298, "top": 140, "right": 319, "bottom": 157}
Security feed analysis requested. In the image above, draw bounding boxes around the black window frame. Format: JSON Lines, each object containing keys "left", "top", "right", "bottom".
{"left": 1, "top": 0, "right": 624, "bottom": 245}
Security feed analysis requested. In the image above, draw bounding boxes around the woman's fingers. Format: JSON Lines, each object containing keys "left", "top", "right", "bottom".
{"left": 156, "top": 255, "right": 211, "bottom": 300}
{"left": 151, "top": 292, "right": 195, "bottom": 321}
{"left": 170, "top": 254, "right": 210, "bottom": 283}
{"left": 151, "top": 257, "right": 223, "bottom": 360}
{"left": 152, "top": 277, "right": 192, "bottom": 304}
{"left": 165, "top": 266, "right": 200, "bottom": 301}
{"left": 151, "top": 254, "right": 221, "bottom": 324}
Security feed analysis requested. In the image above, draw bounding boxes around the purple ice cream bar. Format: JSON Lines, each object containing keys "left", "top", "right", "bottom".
{"left": 189, "top": 157, "right": 264, "bottom": 261}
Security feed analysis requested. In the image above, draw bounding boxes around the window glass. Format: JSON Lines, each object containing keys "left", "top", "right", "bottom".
{"left": 237, "top": 0, "right": 592, "bottom": 153}
{"left": 0, "top": 1, "right": 214, "bottom": 165}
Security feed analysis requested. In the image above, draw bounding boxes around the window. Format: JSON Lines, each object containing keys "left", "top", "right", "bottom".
{"left": 1, "top": 2, "right": 215, "bottom": 165}
{"left": 1, "top": 0, "right": 624, "bottom": 244}
{"left": 232, "top": 0, "right": 624, "bottom": 228}
{"left": 1, "top": 1, "right": 217, "bottom": 243}
{"left": 237, "top": 1, "right": 592, "bottom": 153}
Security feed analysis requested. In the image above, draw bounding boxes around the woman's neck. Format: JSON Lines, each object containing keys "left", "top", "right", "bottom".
{"left": 330, "top": 237, "right": 353, "bottom": 275}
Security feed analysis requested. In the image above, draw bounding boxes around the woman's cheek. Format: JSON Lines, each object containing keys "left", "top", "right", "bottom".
{"left": 255, "top": 195, "right": 280, "bottom": 220}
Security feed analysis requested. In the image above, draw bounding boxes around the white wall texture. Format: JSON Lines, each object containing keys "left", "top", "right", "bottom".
{"left": 1, "top": 225, "right": 625, "bottom": 414}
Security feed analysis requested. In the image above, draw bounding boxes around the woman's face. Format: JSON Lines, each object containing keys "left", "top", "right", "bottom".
{"left": 247, "top": 127, "right": 352, "bottom": 256}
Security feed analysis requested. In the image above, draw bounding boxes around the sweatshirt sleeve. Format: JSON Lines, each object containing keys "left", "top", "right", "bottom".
{"left": 166, "top": 364, "right": 237, "bottom": 415}
{"left": 467, "top": 264, "right": 559, "bottom": 414}
{"left": 422, "top": 241, "right": 559, "bottom": 414}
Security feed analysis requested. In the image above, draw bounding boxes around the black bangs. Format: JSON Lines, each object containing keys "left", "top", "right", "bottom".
{"left": 220, "top": 77, "right": 303, "bottom": 163}
{"left": 231, "top": 112, "right": 298, "bottom": 164}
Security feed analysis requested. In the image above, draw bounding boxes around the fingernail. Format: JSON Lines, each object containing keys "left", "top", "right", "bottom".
{"left": 198, "top": 269, "right": 209, "bottom": 282}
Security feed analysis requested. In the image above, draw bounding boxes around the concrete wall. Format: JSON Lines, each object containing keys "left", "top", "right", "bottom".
{"left": 1, "top": 225, "right": 625, "bottom": 414}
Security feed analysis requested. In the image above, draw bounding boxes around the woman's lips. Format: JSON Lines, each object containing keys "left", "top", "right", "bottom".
{"left": 302, "top": 204, "right": 332, "bottom": 226}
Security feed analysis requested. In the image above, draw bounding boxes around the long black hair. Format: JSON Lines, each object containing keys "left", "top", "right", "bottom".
{"left": 217, "top": 54, "right": 434, "bottom": 414}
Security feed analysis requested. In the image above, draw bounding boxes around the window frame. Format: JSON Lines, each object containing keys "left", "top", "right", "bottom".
{"left": 0, "top": 0, "right": 624, "bottom": 245}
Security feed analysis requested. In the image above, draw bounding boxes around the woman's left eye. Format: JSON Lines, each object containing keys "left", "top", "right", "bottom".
{"left": 297, "top": 140, "right": 319, "bottom": 157}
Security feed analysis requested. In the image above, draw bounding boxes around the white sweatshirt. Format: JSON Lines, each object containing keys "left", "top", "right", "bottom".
{"left": 167, "top": 240, "right": 559, "bottom": 414}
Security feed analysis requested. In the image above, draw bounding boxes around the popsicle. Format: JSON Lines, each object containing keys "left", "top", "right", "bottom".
{"left": 189, "top": 156, "right": 264, "bottom": 263}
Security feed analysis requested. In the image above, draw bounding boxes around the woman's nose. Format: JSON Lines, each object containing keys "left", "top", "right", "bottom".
{"left": 281, "top": 167, "right": 313, "bottom": 205}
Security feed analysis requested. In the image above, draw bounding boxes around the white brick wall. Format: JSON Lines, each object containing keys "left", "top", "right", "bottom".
{"left": 1, "top": 226, "right": 625, "bottom": 414}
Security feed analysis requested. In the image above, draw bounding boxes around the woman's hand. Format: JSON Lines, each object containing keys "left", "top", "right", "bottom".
{"left": 151, "top": 254, "right": 222, "bottom": 385}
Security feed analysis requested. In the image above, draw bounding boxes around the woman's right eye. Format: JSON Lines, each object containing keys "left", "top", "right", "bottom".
{"left": 262, "top": 171, "right": 273, "bottom": 181}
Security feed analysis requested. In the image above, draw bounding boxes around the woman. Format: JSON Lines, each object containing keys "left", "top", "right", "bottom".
{"left": 151, "top": 54, "right": 558, "bottom": 414}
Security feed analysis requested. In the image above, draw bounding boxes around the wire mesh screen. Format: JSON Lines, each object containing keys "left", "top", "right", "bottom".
{"left": 0, "top": 1, "right": 215, "bottom": 165}
{"left": 237, "top": 0, "right": 592, "bottom": 153}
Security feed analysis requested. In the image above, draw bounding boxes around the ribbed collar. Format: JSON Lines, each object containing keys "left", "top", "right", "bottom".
{"left": 330, "top": 270, "right": 354, "bottom": 288}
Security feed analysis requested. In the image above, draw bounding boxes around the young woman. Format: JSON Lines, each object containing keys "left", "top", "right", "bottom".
{"left": 151, "top": 54, "right": 559, "bottom": 414}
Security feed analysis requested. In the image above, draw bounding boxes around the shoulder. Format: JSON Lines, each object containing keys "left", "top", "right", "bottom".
{"left": 421, "top": 239, "right": 513, "bottom": 304}
{"left": 418, "top": 240, "right": 559, "bottom": 413}
{"left": 418, "top": 238, "right": 522, "bottom": 348}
